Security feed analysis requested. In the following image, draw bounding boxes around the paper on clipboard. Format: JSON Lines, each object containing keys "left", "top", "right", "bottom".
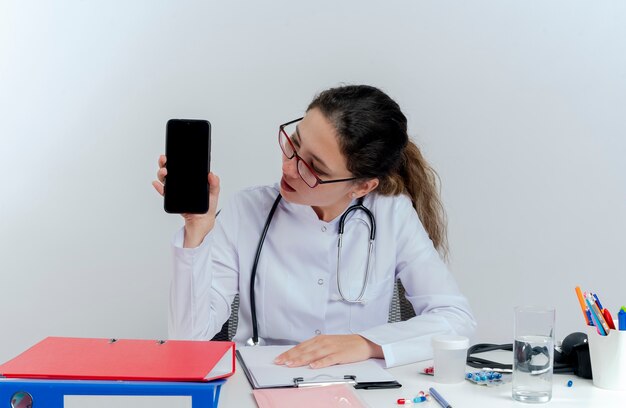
{"left": 237, "top": 346, "right": 398, "bottom": 389}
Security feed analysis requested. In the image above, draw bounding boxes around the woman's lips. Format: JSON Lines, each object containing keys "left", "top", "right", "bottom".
{"left": 281, "top": 177, "right": 296, "bottom": 192}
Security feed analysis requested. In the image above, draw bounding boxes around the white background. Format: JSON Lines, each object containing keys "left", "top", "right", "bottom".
{"left": 1, "top": 1, "right": 624, "bottom": 363}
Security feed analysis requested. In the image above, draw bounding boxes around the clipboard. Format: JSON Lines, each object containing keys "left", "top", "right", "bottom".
{"left": 236, "top": 346, "right": 401, "bottom": 390}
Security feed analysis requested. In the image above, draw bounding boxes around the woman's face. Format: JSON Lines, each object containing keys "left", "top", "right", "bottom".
{"left": 279, "top": 108, "right": 357, "bottom": 217}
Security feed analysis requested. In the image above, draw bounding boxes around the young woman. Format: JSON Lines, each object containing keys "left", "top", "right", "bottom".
{"left": 153, "top": 85, "right": 476, "bottom": 368}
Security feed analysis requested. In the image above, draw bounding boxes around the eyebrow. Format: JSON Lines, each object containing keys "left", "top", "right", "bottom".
{"left": 294, "top": 125, "right": 332, "bottom": 173}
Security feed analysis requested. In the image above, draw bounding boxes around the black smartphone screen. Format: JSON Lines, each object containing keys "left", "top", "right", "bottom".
{"left": 164, "top": 119, "right": 211, "bottom": 214}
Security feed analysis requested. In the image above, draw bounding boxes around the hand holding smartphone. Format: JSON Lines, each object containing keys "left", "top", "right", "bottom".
{"left": 163, "top": 119, "right": 211, "bottom": 214}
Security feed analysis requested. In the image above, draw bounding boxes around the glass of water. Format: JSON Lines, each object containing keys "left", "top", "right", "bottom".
{"left": 512, "top": 306, "right": 555, "bottom": 403}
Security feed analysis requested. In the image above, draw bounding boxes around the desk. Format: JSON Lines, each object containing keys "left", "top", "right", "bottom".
{"left": 218, "top": 352, "right": 626, "bottom": 407}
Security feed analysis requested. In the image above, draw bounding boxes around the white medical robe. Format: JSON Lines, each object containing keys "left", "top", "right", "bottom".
{"left": 169, "top": 184, "right": 476, "bottom": 367}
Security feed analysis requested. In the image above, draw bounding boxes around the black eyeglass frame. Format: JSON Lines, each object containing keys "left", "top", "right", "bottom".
{"left": 278, "top": 117, "right": 357, "bottom": 188}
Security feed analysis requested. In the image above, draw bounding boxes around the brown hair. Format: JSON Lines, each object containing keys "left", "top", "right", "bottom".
{"left": 308, "top": 85, "right": 448, "bottom": 258}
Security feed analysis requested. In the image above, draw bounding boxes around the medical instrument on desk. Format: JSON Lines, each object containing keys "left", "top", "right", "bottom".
{"left": 247, "top": 192, "right": 377, "bottom": 346}
{"left": 467, "top": 332, "right": 592, "bottom": 379}
{"left": 465, "top": 343, "right": 514, "bottom": 373}
{"left": 468, "top": 341, "right": 559, "bottom": 375}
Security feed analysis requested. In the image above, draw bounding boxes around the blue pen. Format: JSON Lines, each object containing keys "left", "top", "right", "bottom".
{"left": 429, "top": 387, "right": 452, "bottom": 408}
{"left": 619, "top": 309, "right": 626, "bottom": 331}
{"left": 593, "top": 293, "right": 604, "bottom": 310}
{"left": 585, "top": 297, "right": 607, "bottom": 335}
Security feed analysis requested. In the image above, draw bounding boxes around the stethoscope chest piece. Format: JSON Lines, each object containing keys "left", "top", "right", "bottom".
{"left": 246, "top": 337, "right": 266, "bottom": 346}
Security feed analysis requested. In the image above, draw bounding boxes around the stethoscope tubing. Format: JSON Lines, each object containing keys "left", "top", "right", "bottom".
{"left": 248, "top": 193, "right": 283, "bottom": 346}
{"left": 337, "top": 202, "right": 375, "bottom": 239}
{"left": 336, "top": 203, "right": 376, "bottom": 303}
{"left": 247, "top": 193, "right": 376, "bottom": 346}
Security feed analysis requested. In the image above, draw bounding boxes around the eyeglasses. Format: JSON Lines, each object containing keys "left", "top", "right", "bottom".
{"left": 278, "top": 117, "right": 357, "bottom": 188}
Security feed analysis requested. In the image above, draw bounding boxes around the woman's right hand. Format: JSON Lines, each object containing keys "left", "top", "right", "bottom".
{"left": 152, "top": 154, "right": 221, "bottom": 248}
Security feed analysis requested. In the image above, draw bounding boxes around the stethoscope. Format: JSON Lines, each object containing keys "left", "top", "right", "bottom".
{"left": 247, "top": 192, "right": 376, "bottom": 346}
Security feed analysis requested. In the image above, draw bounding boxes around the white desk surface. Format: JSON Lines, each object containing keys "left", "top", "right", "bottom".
{"left": 219, "top": 351, "right": 626, "bottom": 407}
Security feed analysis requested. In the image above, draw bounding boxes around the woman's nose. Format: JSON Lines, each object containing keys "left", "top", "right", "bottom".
{"left": 282, "top": 154, "right": 298, "bottom": 177}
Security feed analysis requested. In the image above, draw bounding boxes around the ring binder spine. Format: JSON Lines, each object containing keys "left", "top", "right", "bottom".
{"left": 0, "top": 378, "right": 226, "bottom": 408}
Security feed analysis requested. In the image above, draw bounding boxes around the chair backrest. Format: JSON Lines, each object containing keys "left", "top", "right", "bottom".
{"left": 211, "top": 295, "right": 240, "bottom": 341}
{"left": 388, "top": 278, "right": 417, "bottom": 323}
{"left": 211, "top": 279, "right": 415, "bottom": 341}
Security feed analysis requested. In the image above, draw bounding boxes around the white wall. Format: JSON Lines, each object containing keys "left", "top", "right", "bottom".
{"left": 1, "top": 0, "right": 625, "bottom": 363}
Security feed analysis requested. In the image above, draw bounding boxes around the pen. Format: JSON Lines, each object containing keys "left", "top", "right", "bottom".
{"left": 592, "top": 293, "right": 604, "bottom": 311}
{"left": 429, "top": 387, "right": 452, "bottom": 408}
{"left": 585, "top": 293, "right": 610, "bottom": 334}
{"left": 585, "top": 297, "right": 606, "bottom": 335}
{"left": 575, "top": 286, "right": 591, "bottom": 325}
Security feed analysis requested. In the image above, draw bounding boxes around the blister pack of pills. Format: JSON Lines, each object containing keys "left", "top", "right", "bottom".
{"left": 465, "top": 371, "right": 508, "bottom": 386}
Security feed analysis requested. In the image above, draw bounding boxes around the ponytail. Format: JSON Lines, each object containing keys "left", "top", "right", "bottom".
{"left": 377, "top": 140, "right": 449, "bottom": 259}
{"left": 307, "top": 84, "right": 448, "bottom": 258}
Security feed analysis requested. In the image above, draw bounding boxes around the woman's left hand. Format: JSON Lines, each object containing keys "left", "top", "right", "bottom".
{"left": 273, "top": 334, "right": 383, "bottom": 369}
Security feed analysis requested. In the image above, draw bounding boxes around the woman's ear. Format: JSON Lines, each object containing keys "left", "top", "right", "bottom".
{"left": 352, "top": 178, "right": 379, "bottom": 199}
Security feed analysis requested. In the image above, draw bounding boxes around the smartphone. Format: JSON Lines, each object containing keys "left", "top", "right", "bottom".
{"left": 164, "top": 119, "right": 211, "bottom": 214}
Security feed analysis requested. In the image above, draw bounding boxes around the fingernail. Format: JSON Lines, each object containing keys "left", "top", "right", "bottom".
{"left": 284, "top": 361, "right": 292, "bottom": 366}
{"left": 309, "top": 362, "right": 318, "bottom": 368}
